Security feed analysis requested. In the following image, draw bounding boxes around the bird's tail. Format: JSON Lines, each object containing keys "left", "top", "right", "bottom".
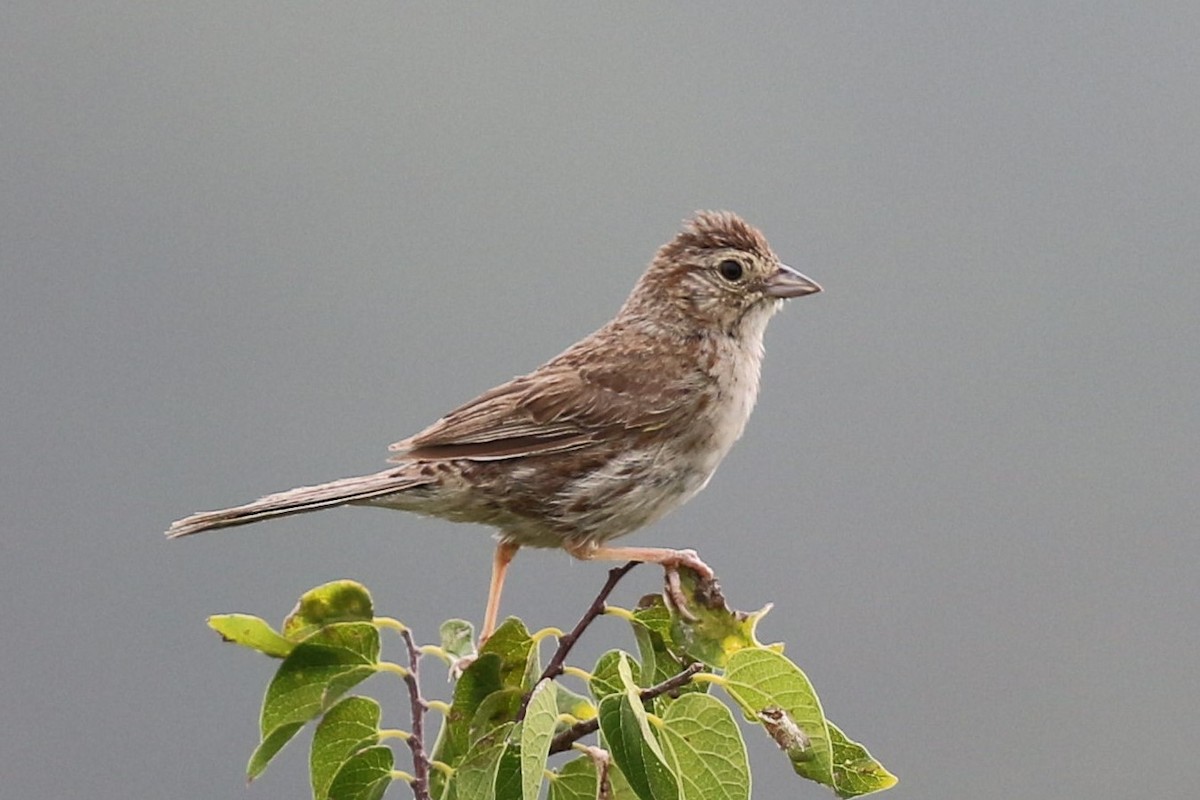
{"left": 166, "top": 469, "right": 428, "bottom": 538}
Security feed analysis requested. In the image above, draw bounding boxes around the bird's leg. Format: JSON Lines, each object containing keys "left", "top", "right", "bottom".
{"left": 564, "top": 542, "right": 713, "bottom": 622}
{"left": 567, "top": 543, "right": 714, "bottom": 578}
{"left": 481, "top": 540, "right": 520, "bottom": 643}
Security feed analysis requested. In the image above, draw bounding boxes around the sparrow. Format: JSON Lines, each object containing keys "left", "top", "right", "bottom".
{"left": 168, "top": 211, "right": 821, "bottom": 639}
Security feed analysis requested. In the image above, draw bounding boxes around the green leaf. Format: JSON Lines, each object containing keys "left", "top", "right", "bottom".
{"left": 430, "top": 652, "right": 505, "bottom": 799}
{"left": 554, "top": 683, "right": 597, "bottom": 727}
{"left": 208, "top": 614, "right": 295, "bottom": 658}
{"left": 453, "top": 654, "right": 506, "bottom": 729}
{"left": 632, "top": 596, "right": 674, "bottom": 638}
{"left": 551, "top": 754, "right": 646, "bottom": 800}
{"left": 248, "top": 722, "right": 304, "bottom": 780}
{"left": 251, "top": 622, "right": 381, "bottom": 778}
{"left": 283, "top": 580, "right": 375, "bottom": 641}
{"left": 440, "top": 619, "right": 477, "bottom": 661}
{"left": 666, "top": 570, "right": 767, "bottom": 668}
{"left": 325, "top": 744, "right": 394, "bottom": 800}
{"left": 311, "top": 696, "right": 382, "bottom": 800}
{"left": 657, "top": 694, "right": 749, "bottom": 800}
{"left": 607, "top": 752, "right": 643, "bottom": 800}
{"left": 494, "top": 739, "right": 523, "bottom": 800}
{"left": 590, "top": 650, "right": 639, "bottom": 701}
{"left": 521, "top": 680, "right": 558, "bottom": 800}
{"left": 469, "top": 688, "right": 523, "bottom": 746}
{"left": 479, "top": 618, "right": 537, "bottom": 691}
{"left": 631, "top": 621, "right": 665, "bottom": 688}
{"left": 629, "top": 598, "right": 704, "bottom": 709}
{"left": 548, "top": 756, "right": 598, "bottom": 800}
{"left": 597, "top": 654, "right": 678, "bottom": 800}
{"left": 551, "top": 752, "right": 645, "bottom": 800}
{"left": 826, "top": 721, "right": 898, "bottom": 798}
{"left": 450, "top": 722, "right": 515, "bottom": 800}
{"left": 720, "top": 648, "right": 833, "bottom": 789}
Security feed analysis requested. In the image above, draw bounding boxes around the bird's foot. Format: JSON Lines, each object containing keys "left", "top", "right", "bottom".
{"left": 661, "top": 549, "right": 716, "bottom": 623}
{"left": 665, "top": 548, "right": 714, "bottom": 579}
{"left": 664, "top": 567, "right": 698, "bottom": 622}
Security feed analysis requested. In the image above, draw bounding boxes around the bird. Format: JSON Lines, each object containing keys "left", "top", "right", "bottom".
{"left": 167, "top": 211, "right": 821, "bottom": 640}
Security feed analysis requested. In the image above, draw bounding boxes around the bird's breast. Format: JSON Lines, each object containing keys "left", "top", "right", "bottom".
{"left": 692, "top": 334, "right": 764, "bottom": 473}
{"left": 560, "top": 340, "right": 764, "bottom": 542}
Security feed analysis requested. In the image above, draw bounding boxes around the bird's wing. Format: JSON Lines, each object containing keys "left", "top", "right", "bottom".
{"left": 388, "top": 355, "right": 701, "bottom": 462}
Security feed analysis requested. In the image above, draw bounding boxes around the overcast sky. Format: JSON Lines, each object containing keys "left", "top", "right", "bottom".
{"left": 3, "top": 4, "right": 1198, "bottom": 799}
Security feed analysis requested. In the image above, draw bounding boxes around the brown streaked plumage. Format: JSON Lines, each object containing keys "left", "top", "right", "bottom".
{"left": 167, "top": 211, "right": 821, "bottom": 638}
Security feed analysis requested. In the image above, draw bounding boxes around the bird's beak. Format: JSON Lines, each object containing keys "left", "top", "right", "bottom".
{"left": 764, "top": 264, "right": 822, "bottom": 298}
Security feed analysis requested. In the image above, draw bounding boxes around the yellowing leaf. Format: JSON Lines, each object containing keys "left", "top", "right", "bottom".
{"left": 282, "top": 580, "right": 374, "bottom": 641}
{"left": 208, "top": 614, "right": 294, "bottom": 658}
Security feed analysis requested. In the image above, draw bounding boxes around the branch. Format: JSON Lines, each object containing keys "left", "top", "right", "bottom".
{"left": 517, "top": 561, "right": 639, "bottom": 720}
{"left": 547, "top": 662, "right": 706, "bottom": 754}
{"left": 400, "top": 628, "right": 431, "bottom": 800}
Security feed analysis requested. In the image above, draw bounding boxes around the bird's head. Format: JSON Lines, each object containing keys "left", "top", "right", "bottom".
{"left": 621, "top": 211, "right": 821, "bottom": 339}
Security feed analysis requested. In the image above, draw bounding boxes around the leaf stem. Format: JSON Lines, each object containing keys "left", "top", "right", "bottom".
{"left": 561, "top": 665, "right": 593, "bottom": 683}
{"left": 425, "top": 700, "right": 451, "bottom": 715}
{"left": 375, "top": 616, "right": 409, "bottom": 634}
{"left": 531, "top": 626, "right": 566, "bottom": 643}
{"left": 418, "top": 644, "right": 451, "bottom": 663}
{"left": 377, "top": 661, "right": 411, "bottom": 679}
{"left": 602, "top": 606, "right": 637, "bottom": 622}
{"left": 689, "top": 672, "right": 726, "bottom": 687}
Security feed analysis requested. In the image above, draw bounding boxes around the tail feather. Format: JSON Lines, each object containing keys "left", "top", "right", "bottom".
{"left": 166, "top": 470, "right": 427, "bottom": 538}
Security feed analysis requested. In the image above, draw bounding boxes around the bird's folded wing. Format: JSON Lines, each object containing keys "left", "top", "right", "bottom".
{"left": 388, "top": 359, "right": 700, "bottom": 462}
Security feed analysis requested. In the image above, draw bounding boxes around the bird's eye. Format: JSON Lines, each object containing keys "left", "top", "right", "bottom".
{"left": 718, "top": 259, "right": 744, "bottom": 281}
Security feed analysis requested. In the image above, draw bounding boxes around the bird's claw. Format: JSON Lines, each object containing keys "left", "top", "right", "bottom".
{"left": 664, "top": 566, "right": 699, "bottom": 622}
{"left": 662, "top": 549, "right": 715, "bottom": 623}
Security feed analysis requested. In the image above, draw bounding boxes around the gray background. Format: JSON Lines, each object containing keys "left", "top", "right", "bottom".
{"left": 3, "top": 3, "right": 1197, "bottom": 798}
